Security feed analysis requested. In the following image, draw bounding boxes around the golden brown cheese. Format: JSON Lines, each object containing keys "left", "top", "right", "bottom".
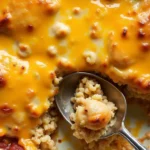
{"left": 0, "top": 0, "right": 150, "bottom": 148}
{"left": 0, "top": 0, "right": 60, "bottom": 34}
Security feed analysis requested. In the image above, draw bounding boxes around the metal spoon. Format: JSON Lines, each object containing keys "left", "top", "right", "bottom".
{"left": 56, "top": 72, "right": 147, "bottom": 150}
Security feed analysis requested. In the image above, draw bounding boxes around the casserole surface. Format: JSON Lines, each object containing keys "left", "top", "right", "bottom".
{"left": 0, "top": 0, "right": 149, "bottom": 149}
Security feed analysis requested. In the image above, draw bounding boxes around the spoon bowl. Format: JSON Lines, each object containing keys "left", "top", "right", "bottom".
{"left": 56, "top": 72, "right": 126, "bottom": 138}
{"left": 56, "top": 72, "right": 147, "bottom": 150}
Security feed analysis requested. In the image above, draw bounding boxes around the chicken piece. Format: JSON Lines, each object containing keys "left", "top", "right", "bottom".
{"left": 75, "top": 99, "right": 112, "bottom": 131}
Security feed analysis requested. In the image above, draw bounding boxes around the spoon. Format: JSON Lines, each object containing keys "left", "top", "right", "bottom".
{"left": 56, "top": 72, "right": 147, "bottom": 150}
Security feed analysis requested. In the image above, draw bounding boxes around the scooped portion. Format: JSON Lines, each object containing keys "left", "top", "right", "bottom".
{"left": 70, "top": 77, "right": 117, "bottom": 143}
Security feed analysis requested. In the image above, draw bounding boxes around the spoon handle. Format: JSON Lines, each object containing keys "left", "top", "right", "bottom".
{"left": 119, "top": 123, "right": 147, "bottom": 150}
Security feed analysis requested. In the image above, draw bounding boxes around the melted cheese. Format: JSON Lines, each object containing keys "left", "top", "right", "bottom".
{"left": 0, "top": 0, "right": 150, "bottom": 148}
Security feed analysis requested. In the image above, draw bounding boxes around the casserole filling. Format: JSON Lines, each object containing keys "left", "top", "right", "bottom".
{"left": 70, "top": 77, "right": 117, "bottom": 143}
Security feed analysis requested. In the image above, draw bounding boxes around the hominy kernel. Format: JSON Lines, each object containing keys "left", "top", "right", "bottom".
{"left": 75, "top": 92, "right": 84, "bottom": 97}
{"left": 89, "top": 84, "right": 97, "bottom": 92}
{"left": 92, "top": 94, "right": 102, "bottom": 101}
{"left": 90, "top": 30, "right": 99, "bottom": 39}
{"left": 85, "top": 88, "right": 90, "bottom": 95}
{"left": 79, "top": 87, "right": 84, "bottom": 92}
{"left": 18, "top": 44, "right": 31, "bottom": 58}
{"left": 73, "top": 7, "right": 81, "bottom": 15}
{"left": 47, "top": 46, "right": 57, "bottom": 57}
{"left": 46, "top": 1, "right": 60, "bottom": 14}
{"left": 138, "top": 29, "right": 145, "bottom": 38}
{"left": 54, "top": 77, "right": 63, "bottom": 85}
{"left": 52, "top": 22, "right": 70, "bottom": 38}
{"left": 83, "top": 51, "right": 97, "bottom": 65}
{"left": 141, "top": 43, "right": 150, "bottom": 52}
